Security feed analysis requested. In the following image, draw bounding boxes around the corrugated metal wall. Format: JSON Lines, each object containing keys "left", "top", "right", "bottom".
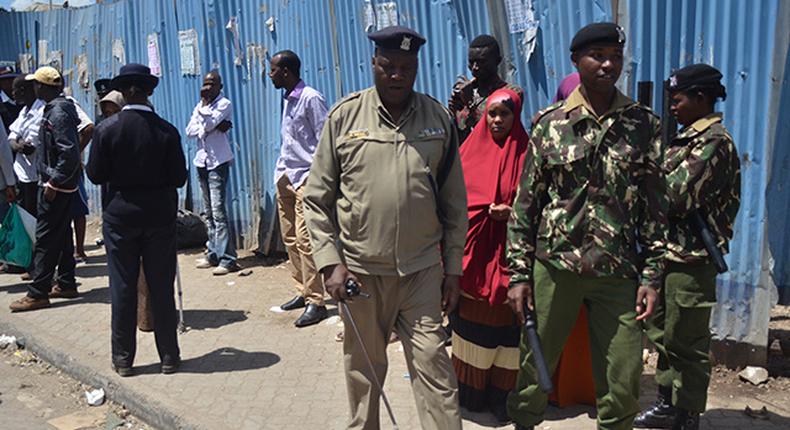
{"left": 623, "top": 0, "right": 789, "bottom": 359}
{"left": 1, "top": 0, "right": 788, "bottom": 357}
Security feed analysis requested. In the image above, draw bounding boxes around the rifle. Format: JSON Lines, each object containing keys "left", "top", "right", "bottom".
{"left": 661, "top": 79, "right": 728, "bottom": 274}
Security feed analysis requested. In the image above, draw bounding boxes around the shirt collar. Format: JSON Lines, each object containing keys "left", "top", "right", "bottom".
{"left": 676, "top": 112, "right": 722, "bottom": 140}
{"left": 0, "top": 90, "right": 11, "bottom": 103}
{"left": 372, "top": 87, "right": 417, "bottom": 127}
{"left": 123, "top": 104, "right": 154, "bottom": 112}
{"left": 562, "top": 86, "right": 633, "bottom": 118}
{"left": 285, "top": 80, "right": 305, "bottom": 101}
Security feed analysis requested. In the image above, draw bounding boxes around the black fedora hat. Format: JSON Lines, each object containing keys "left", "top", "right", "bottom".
{"left": 111, "top": 63, "right": 159, "bottom": 90}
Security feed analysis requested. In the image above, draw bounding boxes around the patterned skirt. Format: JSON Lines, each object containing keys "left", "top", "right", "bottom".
{"left": 451, "top": 293, "right": 520, "bottom": 418}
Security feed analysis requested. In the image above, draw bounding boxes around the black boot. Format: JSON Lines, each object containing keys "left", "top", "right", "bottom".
{"left": 634, "top": 385, "right": 677, "bottom": 429}
{"left": 672, "top": 409, "right": 699, "bottom": 430}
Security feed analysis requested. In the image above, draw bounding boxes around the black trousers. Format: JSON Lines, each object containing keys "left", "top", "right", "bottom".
{"left": 28, "top": 189, "right": 76, "bottom": 298}
{"left": 103, "top": 220, "right": 180, "bottom": 367}
{"left": 16, "top": 181, "right": 38, "bottom": 217}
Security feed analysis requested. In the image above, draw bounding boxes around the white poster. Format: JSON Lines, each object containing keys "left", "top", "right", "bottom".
{"left": 505, "top": 0, "right": 538, "bottom": 35}
{"left": 147, "top": 33, "right": 162, "bottom": 76}
{"left": 37, "top": 39, "right": 48, "bottom": 66}
{"left": 178, "top": 29, "right": 200, "bottom": 76}
{"left": 112, "top": 38, "right": 126, "bottom": 71}
{"left": 76, "top": 53, "right": 89, "bottom": 88}
{"left": 19, "top": 53, "right": 34, "bottom": 73}
{"left": 226, "top": 17, "right": 243, "bottom": 66}
{"left": 47, "top": 50, "right": 63, "bottom": 72}
{"left": 376, "top": 2, "right": 398, "bottom": 30}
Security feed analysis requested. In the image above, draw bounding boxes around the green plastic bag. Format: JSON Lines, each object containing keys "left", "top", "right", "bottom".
{"left": 0, "top": 203, "right": 34, "bottom": 268}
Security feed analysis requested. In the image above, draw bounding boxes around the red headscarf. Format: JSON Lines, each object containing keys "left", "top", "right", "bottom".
{"left": 459, "top": 88, "right": 529, "bottom": 305}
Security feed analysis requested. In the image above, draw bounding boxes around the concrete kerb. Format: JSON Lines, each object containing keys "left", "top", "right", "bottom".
{"left": 0, "top": 318, "right": 203, "bottom": 430}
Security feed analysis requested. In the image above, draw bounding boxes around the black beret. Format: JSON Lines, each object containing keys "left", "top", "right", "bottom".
{"left": 570, "top": 22, "right": 626, "bottom": 52}
{"left": 368, "top": 25, "right": 426, "bottom": 54}
{"left": 93, "top": 78, "right": 112, "bottom": 94}
{"left": 668, "top": 64, "right": 723, "bottom": 92}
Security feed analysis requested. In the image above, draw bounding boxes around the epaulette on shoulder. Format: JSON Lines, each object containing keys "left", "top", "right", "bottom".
{"left": 629, "top": 100, "right": 660, "bottom": 120}
{"left": 328, "top": 91, "right": 363, "bottom": 116}
{"left": 423, "top": 93, "right": 452, "bottom": 117}
{"left": 531, "top": 101, "right": 563, "bottom": 126}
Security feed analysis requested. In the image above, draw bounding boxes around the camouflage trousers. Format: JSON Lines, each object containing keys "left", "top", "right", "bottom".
{"left": 645, "top": 262, "right": 717, "bottom": 412}
{"left": 507, "top": 260, "right": 642, "bottom": 430}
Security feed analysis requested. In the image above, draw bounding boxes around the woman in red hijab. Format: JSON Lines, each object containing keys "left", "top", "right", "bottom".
{"left": 451, "top": 88, "right": 529, "bottom": 422}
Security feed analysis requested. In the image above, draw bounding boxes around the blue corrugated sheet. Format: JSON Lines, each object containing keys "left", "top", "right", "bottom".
{"left": 625, "top": 0, "right": 789, "bottom": 352}
{"left": 1, "top": 1, "right": 787, "bottom": 353}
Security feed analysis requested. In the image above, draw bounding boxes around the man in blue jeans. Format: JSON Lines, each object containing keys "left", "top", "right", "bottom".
{"left": 186, "top": 70, "right": 238, "bottom": 275}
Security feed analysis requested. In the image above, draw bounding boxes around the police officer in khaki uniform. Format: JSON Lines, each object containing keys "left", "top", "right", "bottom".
{"left": 303, "top": 26, "right": 467, "bottom": 430}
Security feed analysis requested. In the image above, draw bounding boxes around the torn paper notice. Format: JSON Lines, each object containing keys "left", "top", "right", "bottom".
{"left": 178, "top": 29, "right": 200, "bottom": 76}
{"left": 76, "top": 53, "right": 89, "bottom": 88}
{"left": 226, "top": 16, "right": 243, "bottom": 66}
{"left": 147, "top": 33, "right": 162, "bottom": 76}
{"left": 505, "top": 0, "right": 539, "bottom": 34}
{"left": 521, "top": 1, "right": 539, "bottom": 62}
{"left": 112, "top": 39, "right": 126, "bottom": 69}
{"left": 37, "top": 40, "right": 48, "bottom": 66}
{"left": 376, "top": 2, "right": 398, "bottom": 29}
{"left": 19, "top": 53, "right": 34, "bottom": 73}
{"left": 363, "top": 1, "right": 375, "bottom": 32}
{"left": 265, "top": 16, "right": 275, "bottom": 33}
{"left": 47, "top": 50, "right": 63, "bottom": 72}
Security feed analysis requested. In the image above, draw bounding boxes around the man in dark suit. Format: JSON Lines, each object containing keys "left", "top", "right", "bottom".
{"left": 86, "top": 63, "right": 188, "bottom": 377}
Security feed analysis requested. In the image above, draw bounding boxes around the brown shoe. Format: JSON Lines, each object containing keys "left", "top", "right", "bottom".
{"left": 49, "top": 286, "right": 79, "bottom": 299}
{"left": 9, "top": 296, "right": 51, "bottom": 312}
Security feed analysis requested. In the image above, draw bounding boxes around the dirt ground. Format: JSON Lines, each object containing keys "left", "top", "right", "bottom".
{"left": 0, "top": 341, "right": 151, "bottom": 430}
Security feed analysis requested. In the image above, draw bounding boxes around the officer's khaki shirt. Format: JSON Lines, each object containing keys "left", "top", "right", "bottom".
{"left": 304, "top": 87, "right": 467, "bottom": 277}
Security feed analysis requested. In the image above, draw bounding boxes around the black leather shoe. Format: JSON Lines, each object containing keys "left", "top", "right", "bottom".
{"left": 161, "top": 358, "right": 181, "bottom": 375}
{"left": 280, "top": 296, "right": 306, "bottom": 311}
{"left": 112, "top": 364, "right": 134, "bottom": 377}
{"left": 672, "top": 409, "right": 699, "bottom": 430}
{"left": 294, "top": 304, "right": 328, "bottom": 327}
{"left": 634, "top": 385, "right": 677, "bottom": 429}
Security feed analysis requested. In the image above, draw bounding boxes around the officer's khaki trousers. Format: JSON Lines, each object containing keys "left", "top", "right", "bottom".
{"left": 343, "top": 264, "right": 461, "bottom": 430}
{"left": 645, "top": 262, "right": 716, "bottom": 412}
{"left": 507, "top": 260, "right": 643, "bottom": 430}
{"left": 276, "top": 175, "right": 323, "bottom": 305}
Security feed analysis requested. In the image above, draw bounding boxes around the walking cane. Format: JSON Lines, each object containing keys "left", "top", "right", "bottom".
{"left": 340, "top": 280, "right": 399, "bottom": 429}
{"left": 175, "top": 261, "right": 186, "bottom": 333}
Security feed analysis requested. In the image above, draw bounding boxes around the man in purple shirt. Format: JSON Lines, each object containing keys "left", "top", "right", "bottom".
{"left": 270, "top": 50, "right": 329, "bottom": 327}
{"left": 185, "top": 70, "right": 238, "bottom": 275}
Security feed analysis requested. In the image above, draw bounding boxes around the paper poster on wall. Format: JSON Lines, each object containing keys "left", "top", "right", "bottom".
{"left": 37, "top": 40, "right": 48, "bottom": 66}
{"left": 112, "top": 38, "right": 126, "bottom": 73}
{"left": 376, "top": 2, "right": 398, "bottom": 30}
{"left": 178, "top": 29, "right": 200, "bottom": 76}
{"left": 505, "top": 0, "right": 538, "bottom": 35}
{"left": 19, "top": 53, "right": 34, "bottom": 73}
{"left": 76, "top": 53, "right": 89, "bottom": 88}
{"left": 147, "top": 33, "right": 162, "bottom": 76}
{"left": 47, "top": 50, "right": 63, "bottom": 72}
{"left": 226, "top": 17, "right": 243, "bottom": 66}
{"left": 362, "top": 1, "right": 375, "bottom": 32}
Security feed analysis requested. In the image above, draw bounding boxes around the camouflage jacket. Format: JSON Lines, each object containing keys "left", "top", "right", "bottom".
{"left": 664, "top": 113, "right": 740, "bottom": 263}
{"left": 453, "top": 81, "right": 523, "bottom": 143}
{"left": 507, "top": 87, "right": 668, "bottom": 289}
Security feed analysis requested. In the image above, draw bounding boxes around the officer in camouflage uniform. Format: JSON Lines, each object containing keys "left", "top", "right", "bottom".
{"left": 635, "top": 64, "right": 740, "bottom": 430}
{"left": 506, "top": 23, "right": 669, "bottom": 430}
{"left": 303, "top": 26, "right": 466, "bottom": 430}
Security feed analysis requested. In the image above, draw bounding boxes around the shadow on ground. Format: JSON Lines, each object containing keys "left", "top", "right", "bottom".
{"left": 182, "top": 309, "right": 248, "bottom": 330}
{"left": 133, "top": 347, "right": 280, "bottom": 375}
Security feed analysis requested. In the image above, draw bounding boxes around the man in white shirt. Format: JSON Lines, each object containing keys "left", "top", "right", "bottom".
{"left": 8, "top": 75, "right": 44, "bottom": 218}
{"left": 185, "top": 70, "right": 238, "bottom": 275}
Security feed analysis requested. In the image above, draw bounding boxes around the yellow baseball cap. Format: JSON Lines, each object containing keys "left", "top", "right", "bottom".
{"left": 25, "top": 66, "right": 62, "bottom": 87}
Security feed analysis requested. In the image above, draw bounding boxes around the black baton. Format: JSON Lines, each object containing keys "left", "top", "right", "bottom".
{"left": 523, "top": 305, "right": 553, "bottom": 393}
{"left": 689, "top": 210, "right": 728, "bottom": 273}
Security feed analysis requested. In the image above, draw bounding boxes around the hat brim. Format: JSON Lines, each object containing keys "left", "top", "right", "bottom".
{"left": 110, "top": 74, "right": 159, "bottom": 91}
